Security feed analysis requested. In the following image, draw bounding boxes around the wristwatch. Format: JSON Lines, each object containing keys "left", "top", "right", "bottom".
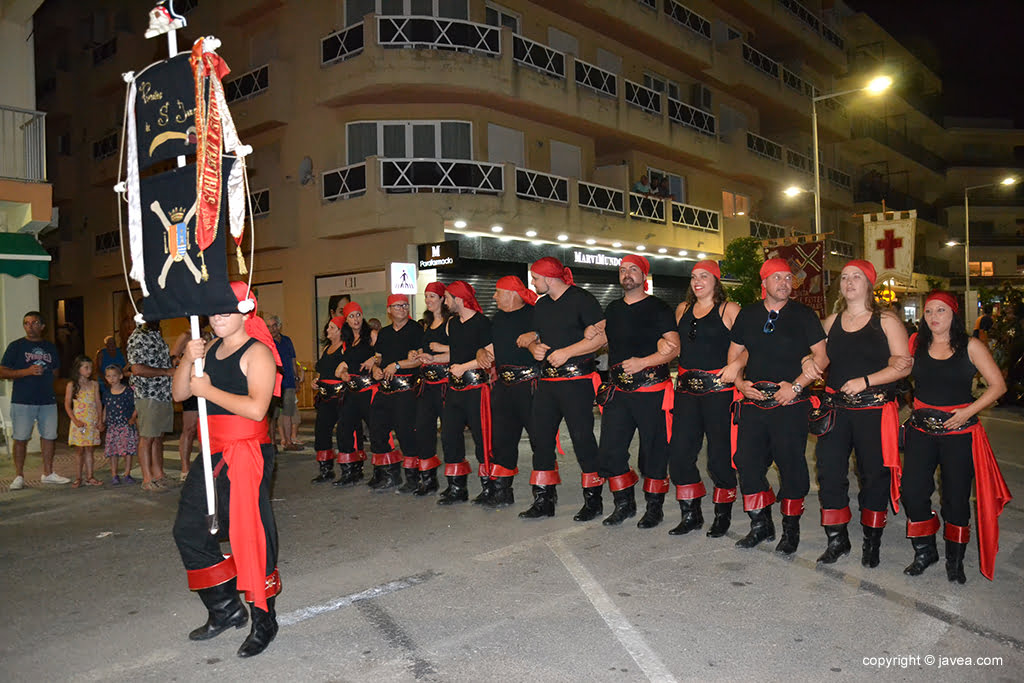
{"left": 393, "top": 361, "right": 402, "bottom": 372}
{"left": 791, "top": 382, "right": 804, "bottom": 394}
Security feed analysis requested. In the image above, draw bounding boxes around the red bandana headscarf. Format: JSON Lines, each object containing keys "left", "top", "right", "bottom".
{"left": 229, "top": 281, "right": 282, "bottom": 397}
{"left": 845, "top": 259, "right": 877, "bottom": 285}
{"left": 496, "top": 275, "right": 538, "bottom": 306}
{"left": 531, "top": 257, "right": 574, "bottom": 285}
{"left": 759, "top": 258, "right": 792, "bottom": 299}
{"left": 387, "top": 294, "right": 409, "bottom": 307}
{"left": 621, "top": 254, "right": 651, "bottom": 292}
{"left": 447, "top": 280, "right": 483, "bottom": 314}
{"left": 341, "top": 302, "right": 363, "bottom": 321}
{"left": 691, "top": 260, "right": 721, "bottom": 280}
{"left": 425, "top": 282, "right": 446, "bottom": 298}
{"left": 925, "top": 290, "right": 959, "bottom": 314}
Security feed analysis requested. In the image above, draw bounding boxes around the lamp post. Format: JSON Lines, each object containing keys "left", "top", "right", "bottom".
{"left": 963, "top": 176, "right": 1018, "bottom": 329}
{"left": 811, "top": 76, "right": 892, "bottom": 234}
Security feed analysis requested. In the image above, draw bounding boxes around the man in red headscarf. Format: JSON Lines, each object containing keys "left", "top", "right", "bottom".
{"left": 366, "top": 294, "right": 424, "bottom": 490}
{"left": 516, "top": 257, "right": 606, "bottom": 519}
{"left": 435, "top": 280, "right": 493, "bottom": 505}
{"left": 171, "top": 282, "right": 282, "bottom": 658}
{"left": 590, "top": 255, "right": 680, "bottom": 528}
{"left": 726, "top": 258, "right": 828, "bottom": 553}
{"left": 475, "top": 275, "right": 540, "bottom": 507}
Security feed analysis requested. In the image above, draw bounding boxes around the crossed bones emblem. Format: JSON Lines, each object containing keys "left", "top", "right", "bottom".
{"left": 149, "top": 200, "right": 203, "bottom": 288}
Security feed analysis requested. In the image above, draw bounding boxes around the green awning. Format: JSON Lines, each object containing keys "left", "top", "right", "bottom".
{"left": 0, "top": 233, "right": 50, "bottom": 280}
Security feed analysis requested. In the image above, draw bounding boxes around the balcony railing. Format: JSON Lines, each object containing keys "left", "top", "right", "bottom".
{"left": 827, "top": 238, "right": 855, "bottom": 258}
{"left": 224, "top": 64, "right": 269, "bottom": 103}
{"left": 668, "top": 97, "right": 716, "bottom": 136}
{"left": 630, "top": 192, "right": 667, "bottom": 222}
{"left": 321, "top": 22, "right": 365, "bottom": 65}
{"left": 782, "top": 67, "right": 814, "bottom": 98}
{"left": 92, "top": 131, "right": 119, "bottom": 162}
{"left": 747, "top": 131, "right": 783, "bottom": 162}
{"left": 851, "top": 115, "right": 946, "bottom": 173}
{"left": 574, "top": 57, "right": 617, "bottom": 98}
{"left": 635, "top": 0, "right": 657, "bottom": 9}
{"left": 578, "top": 180, "right": 625, "bottom": 214}
{"left": 247, "top": 188, "right": 270, "bottom": 218}
{"left": 742, "top": 43, "right": 780, "bottom": 79}
{"left": 0, "top": 105, "right": 47, "bottom": 182}
{"left": 779, "top": 0, "right": 844, "bottom": 50}
{"left": 671, "top": 201, "right": 720, "bottom": 232}
{"left": 748, "top": 131, "right": 851, "bottom": 191}
{"left": 663, "top": 0, "right": 712, "bottom": 40}
{"left": 381, "top": 158, "right": 503, "bottom": 194}
{"left": 786, "top": 148, "right": 814, "bottom": 175}
{"left": 513, "top": 34, "right": 565, "bottom": 78}
{"left": 625, "top": 79, "right": 662, "bottom": 115}
{"left": 323, "top": 162, "right": 368, "bottom": 201}
{"left": 516, "top": 167, "right": 569, "bottom": 204}
{"left": 750, "top": 220, "right": 789, "bottom": 240}
{"left": 377, "top": 15, "right": 500, "bottom": 56}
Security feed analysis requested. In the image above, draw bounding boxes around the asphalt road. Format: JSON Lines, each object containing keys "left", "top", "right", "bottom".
{"left": 2, "top": 407, "right": 1023, "bottom": 682}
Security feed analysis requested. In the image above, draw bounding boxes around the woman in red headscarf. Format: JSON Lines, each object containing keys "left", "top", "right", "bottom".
{"left": 901, "top": 291, "right": 1009, "bottom": 583}
{"left": 310, "top": 313, "right": 347, "bottom": 484}
{"left": 332, "top": 301, "right": 377, "bottom": 486}
{"left": 811, "top": 260, "right": 911, "bottom": 568}
{"left": 408, "top": 282, "right": 451, "bottom": 495}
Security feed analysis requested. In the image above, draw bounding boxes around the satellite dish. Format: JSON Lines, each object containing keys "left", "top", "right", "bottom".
{"left": 299, "top": 156, "right": 314, "bottom": 185}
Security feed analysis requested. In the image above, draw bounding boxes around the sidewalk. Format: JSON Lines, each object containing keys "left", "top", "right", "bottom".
{"left": 0, "top": 409, "right": 316, "bottom": 493}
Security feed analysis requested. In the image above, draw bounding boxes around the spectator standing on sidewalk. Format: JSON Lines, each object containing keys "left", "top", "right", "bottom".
{"left": 0, "top": 311, "right": 70, "bottom": 489}
{"left": 127, "top": 319, "right": 175, "bottom": 491}
{"left": 267, "top": 315, "right": 302, "bottom": 450}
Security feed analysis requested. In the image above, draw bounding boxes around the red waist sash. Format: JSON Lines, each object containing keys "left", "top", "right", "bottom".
{"left": 912, "top": 399, "right": 1011, "bottom": 580}
{"left": 202, "top": 414, "right": 272, "bottom": 609}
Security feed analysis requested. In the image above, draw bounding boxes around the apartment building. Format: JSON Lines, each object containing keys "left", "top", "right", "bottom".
{"left": 31, "top": 0, "right": 1020, "bottom": 360}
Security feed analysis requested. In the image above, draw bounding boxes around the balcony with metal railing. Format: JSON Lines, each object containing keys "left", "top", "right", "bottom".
{"left": 826, "top": 237, "right": 855, "bottom": 258}
{"left": 318, "top": 17, "right": 720, "bottom": 164}
{"left": 0, "top": 105, "right": 47, "bottom": 182}
{"left": 713, "top": 0, "right": 845, "bottom": 70}
{"left": 222, "top": 60, "right": 292, "bottom": 136}
{"left": 727, "top": 129, "right": 852, "bottom": 197}
{"left": 850, "top": 115, "right": 946, "bottom": 174}
{"left": 319, "top": 155, "right": 721, "bottom": 254}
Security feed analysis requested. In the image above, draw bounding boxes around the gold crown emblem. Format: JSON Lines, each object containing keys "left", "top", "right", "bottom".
{"left": 168, "top": 206, "right": 187, "bottom": 222}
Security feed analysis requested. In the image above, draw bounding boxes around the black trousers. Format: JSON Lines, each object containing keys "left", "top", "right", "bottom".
{"left": 815, "top": 407, "right": 890, "bottom": 513}
{"left": 734, "top": 401, "right": 810, "bottom": 501}
{"left": 415, "top": 382, "right": 445, "bottom": 462}
{"left": 313, "top": 398, "right": 341, "bottom": 452}
{"left": 441, "top": 387, "right": 486, "bottom": 465}
{"left": 902, "top": 428, "right": 974, "bottom": 527}
{"left": 530, "top": 378, "right": 599, "bottom": 474}
{"left": 491, "top": 382, "right": 534, "bottom": 471}
{"left": 337, "top": 390, "right": 372, "bottom": 454}
{"left": 669, "top": 390, "right": 736, "bottom": 490}
{"left": 598, "top": 390, "right": 669, "bottom": 480}
{"left": 369, "top": 389, "right": 417, "bottom": 457}
{"left": 173, "top": 444, "right": 278, "bottom": 576}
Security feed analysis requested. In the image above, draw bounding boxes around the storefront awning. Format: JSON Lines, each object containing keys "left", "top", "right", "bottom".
{"left": 0, "top": 233, "right": 51, "bottom": 279}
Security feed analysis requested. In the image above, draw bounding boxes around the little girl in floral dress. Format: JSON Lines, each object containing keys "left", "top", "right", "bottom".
{"left": 101, "top": 364, "right": 138, "bottom": 484}
{"left": 64, "top": 356, "right": 102, "bottom": 487}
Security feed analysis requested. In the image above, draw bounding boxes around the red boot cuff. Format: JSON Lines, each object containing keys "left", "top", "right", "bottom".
{"left": 607, "top": 470, "right": 639, "bottom": 492}
{"left": 644, "top": 478, "right": 671, "bottom": 494}
{"left": 743, "top": 489, "right": 776, "bottom": 512}
{"left": 674, "top": 482, "right": 705, "bottom": 500}
{"left": 530, "top": 469, "right": 561, "bottom": 486}
{"left": 944, "top": 523, "right": 970, "bottom": 543}
{"left": 336, "top": 451, "right": 363, "bottom": 464}
{"left": 490, "top": 464, "right": 518, "bottom": 477}
{"left": 419, "top": 456, "right": 441, "bottom": 471}
{"left": 820, "top": 507, "right": 852, "bottom": 526}
{"left": 445, "top": 461, "right": 472, "bottom": 476}
{"left": 372, "top": 451, "right": 402, "bottom": 466}
{"left": 712, "top": 487, "right": 737, "bottom": 504}
{"left": 243, "top": 568, "right": 282, "bottom": 603}
{"left": 581, "top": 472, "right": 606, "bottom": 488}
{"left": 861, "top": 509, "right": 887, "bottom": 529}
{"left": 780, "top": 498, "right": 805, "bottom": 517}
{"left": 478, "top": 463, "right": 492, "bottom": 478}
{"left": 315, "top": 450, "right": 335, "bottom": 462}
{"left": 906, "top": 513, "right": 940, "bottom": 537}
{"left": 187, "top": 555, "right": 237, "bottom": 591}
{"left": 403, "top": 456, "right": 419, "bottom": 469}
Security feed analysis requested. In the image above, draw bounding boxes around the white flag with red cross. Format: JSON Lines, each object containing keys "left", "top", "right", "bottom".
{"left": 863, "top": 210, "right": 916, "bottom": 282}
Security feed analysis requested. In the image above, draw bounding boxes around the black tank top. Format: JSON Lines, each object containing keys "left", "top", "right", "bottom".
{"left": 678, "top": 303, "right": 730, "bottom": 370}
{"left": 316, "top": 344, "right": 344, "bottom": 379}
{"left": 204, "top": 338, "right": 259, "bottom": 415}
{"left": 342, "top": 337, "right": 374, "bottom": 371}
{"left": 422, "top": 320, "right": 448, "bottom": 354}
{"left": 913, "top": 347, "right": 976, "bottom": 406}
{"left": 826, "top": 312, "right": 892, "bottom": 391}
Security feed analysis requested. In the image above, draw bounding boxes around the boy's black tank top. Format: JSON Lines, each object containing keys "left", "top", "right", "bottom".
{"left": 204, "top": 338, "right": 259, "bottom": 415}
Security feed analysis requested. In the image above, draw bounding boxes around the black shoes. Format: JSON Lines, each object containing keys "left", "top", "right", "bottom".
{"left": 861, "top": 525, "right": 883, "bottom": 568}
{"left": 483, "top": 477, "right": 515, "bottom": 508}
{"left": 237, "top": 597, "right": 278, "bottom": 658}
{"left": 667, "top": 498, "right": 702, "bottom": 535}
{"left": 310, "top": 461, "right": 335, "bottom": 484}
{"left": 574, "top": 486, "right": 604, "bottom": 522}
{"left": 706, "top": 502, "right": 733, "bottom": 538}
{"left": 188, "top": 580, "right": 248, "bottom": 641}
{"left": 736, "top": 508, "right": 775, "bottom": 548}
{"left": 414, "top": 468, "right": 439, "bottom": 496}
{"left": 903, "top": 536, "right": 939, "bottom": 576}
{"left": 817, "top": 524, "right": 852, "bottom": 564}
{"left": 945, "top": 540, "right": 967, "bottom": 584}
{"left": 601, "top": 487, "right": 636, "bottom": 526}
{"left": 519, "top": 485, "right": 556, "bottom": 518}
{"left": 437, "top": 475, "right": 469, "bottom": 505}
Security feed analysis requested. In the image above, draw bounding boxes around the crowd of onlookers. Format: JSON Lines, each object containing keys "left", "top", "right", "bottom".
{"left": 2, "top": 309, "right": 305, "bottom": 492}
{"left": 632, "top": 174, "right": 676, "bottom": 202}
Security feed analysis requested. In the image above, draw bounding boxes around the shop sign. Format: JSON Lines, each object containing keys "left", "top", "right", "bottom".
{"left": 572, "top": 250, "right": 622, "bottom": 268}
{"left": 417, "top": 240, "right": 459, "bottom": 269}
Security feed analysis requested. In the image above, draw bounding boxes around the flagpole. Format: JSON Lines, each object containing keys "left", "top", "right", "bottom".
{"left": 165, "top": 16, "right": 219, "bottom": 535}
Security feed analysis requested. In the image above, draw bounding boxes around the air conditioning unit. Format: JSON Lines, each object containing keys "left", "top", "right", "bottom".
{"left": 691, "top": 83, "right": 713, "bottom": 112}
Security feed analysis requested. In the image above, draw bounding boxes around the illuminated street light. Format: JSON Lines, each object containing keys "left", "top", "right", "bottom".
{"left": 784, "top": 186, "right": 809, "bottom": 198}
{"left": 963, "top": 176, "right": 1019, "bottom": 328}
{"left": 811, "top": 75, "right": 892, "bottom": 234}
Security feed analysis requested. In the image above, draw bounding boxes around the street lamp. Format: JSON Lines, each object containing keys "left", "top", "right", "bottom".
{"left": 811, "top": 76, "right": 892, "bottom": 234}
{"left": 963, "top": 176, "right": 1018, "bottom": 328}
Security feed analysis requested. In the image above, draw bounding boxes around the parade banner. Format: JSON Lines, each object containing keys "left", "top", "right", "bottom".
{"left": 138, "top": 161, "right": 238, "bottom": 321}
{"left": 133, "top": 53, "right": 196, "bottom": 170}
{"left": 863, "top": 210, "right": 916, "bottom": 282}
{"left": 763, "top": 234, "right": 826, "bottom": 317}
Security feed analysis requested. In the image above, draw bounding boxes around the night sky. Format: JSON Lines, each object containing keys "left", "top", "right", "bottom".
{"left": 845, "top": 0, "right": 1024, "bottom": 126}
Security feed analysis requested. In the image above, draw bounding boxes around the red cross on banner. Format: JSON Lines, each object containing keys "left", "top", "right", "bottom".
{"left": 863, "top": 211, "right": 916, "bottom": 281}
{"left": 875, "top": 229, "right": 903, "bottom": 269}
